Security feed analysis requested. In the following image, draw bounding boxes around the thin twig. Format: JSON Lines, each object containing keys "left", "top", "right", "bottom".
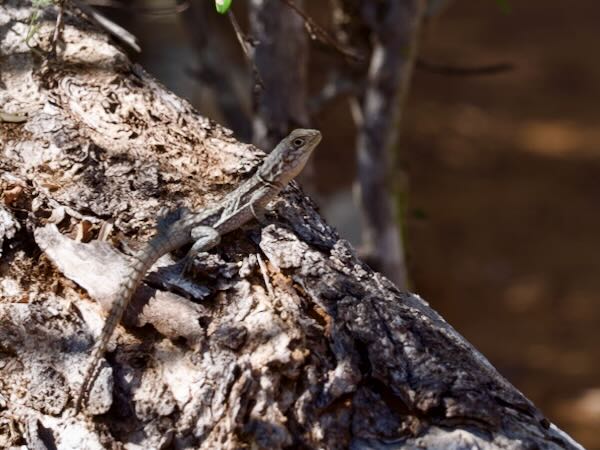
{"left": 73, "top": 0, "right": 141, "bottom": 52}
{"left": 50, "top": 0, "right": 65, "bottom": 56}
{"left": 278, "top": 0, "right": 363, "bottom": 62}
{"left": 85, "top": 0, "right": 190, "bottom": 15}
{"left": 416, "top": 58, "right": 514, "bottom": 76}
{"left": 227, "top": 9, "right": 250, "bottom": 57}
{"left": 227, "top": 10, "right": 264, "bottom": 92}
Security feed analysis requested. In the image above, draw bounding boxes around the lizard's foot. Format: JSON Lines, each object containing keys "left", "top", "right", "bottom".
{"left": 180, "top": 254, "right": 196, "bottom": 276}
{"left": 179, "top": 226, "right": 221, "bottom": 276}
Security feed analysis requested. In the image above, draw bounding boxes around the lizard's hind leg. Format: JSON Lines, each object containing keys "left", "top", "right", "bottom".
{"left": 157, "top": 207, "right": 191, "bottom": 231}
{"left": 181, "top": 226, "right": 221, "bottom": 275}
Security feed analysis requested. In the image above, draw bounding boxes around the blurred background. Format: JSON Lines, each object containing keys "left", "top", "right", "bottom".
{"left": 97, "top": 0, "right": 599, "bottom": 446}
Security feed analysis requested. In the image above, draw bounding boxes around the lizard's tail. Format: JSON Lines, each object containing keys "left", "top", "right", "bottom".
{"left": 74, "top": 235, "right": 172, "bottom": 413}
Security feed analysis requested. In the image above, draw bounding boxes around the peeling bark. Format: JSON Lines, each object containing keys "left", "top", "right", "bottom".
{"left": 0, "top": 2, "right": 585, "bottom": 449}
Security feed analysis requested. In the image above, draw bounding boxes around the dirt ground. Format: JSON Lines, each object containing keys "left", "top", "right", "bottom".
{"left": 403, "top": 1, "right": 600, "bottom": 447}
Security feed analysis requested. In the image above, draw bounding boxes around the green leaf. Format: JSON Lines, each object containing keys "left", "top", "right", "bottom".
{"left": 215, "top": 0, "right": 233, "bottom": 14}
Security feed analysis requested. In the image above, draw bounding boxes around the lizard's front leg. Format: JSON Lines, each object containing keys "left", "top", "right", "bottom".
{"left": 181, "top": 226, "right": 221, "bottom": 274}
{"left": 250, "top": 204, "right": 267, "bottom": 223}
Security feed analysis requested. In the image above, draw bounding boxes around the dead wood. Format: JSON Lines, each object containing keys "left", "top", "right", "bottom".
{"left": 0, "top": 2, "right": 584, "bottom": 449}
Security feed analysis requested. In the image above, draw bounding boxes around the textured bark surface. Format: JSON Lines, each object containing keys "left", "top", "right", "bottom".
{"left": 0, "top": 3, "right": 584, "bottom": 449}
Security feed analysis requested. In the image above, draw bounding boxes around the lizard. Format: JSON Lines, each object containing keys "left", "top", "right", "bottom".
{"left": 74, "top": 128, "right": 322, "bottom": 413}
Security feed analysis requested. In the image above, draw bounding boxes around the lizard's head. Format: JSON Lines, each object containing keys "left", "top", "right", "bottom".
{"left": 263, "top": 128, "right": 322, "bottom": 185}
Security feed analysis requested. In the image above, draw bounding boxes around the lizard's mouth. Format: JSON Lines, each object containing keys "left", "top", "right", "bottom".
{"left": 304, "top": 129, "right": 322, "bottom": 147}
{"left": 309, "top": 130, "right": 322, "bottom": 147}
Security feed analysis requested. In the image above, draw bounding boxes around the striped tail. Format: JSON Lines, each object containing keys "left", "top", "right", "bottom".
{"left": 74, "top": 234, "right": 176, "bottom": 413}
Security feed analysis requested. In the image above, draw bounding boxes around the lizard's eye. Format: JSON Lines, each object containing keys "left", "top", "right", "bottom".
{"left": 292, "top": 138, "right": 305, "bottom": 147}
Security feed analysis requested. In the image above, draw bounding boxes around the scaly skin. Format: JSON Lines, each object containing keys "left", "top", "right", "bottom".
{"left": 75, "top": 129, "right": 322, "bottom": 412}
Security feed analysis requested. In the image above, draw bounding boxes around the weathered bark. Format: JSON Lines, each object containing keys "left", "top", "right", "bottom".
{"left": 0, "top": 3, "right": 584, "bottom": 449}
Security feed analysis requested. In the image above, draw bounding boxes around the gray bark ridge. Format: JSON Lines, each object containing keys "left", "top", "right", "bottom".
{"left": 0, "top": 2, "right": 583, "bottom": 449}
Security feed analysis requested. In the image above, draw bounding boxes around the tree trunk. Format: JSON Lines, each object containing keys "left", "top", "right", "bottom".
{"left": 332, "top": 0, "right": 423, "bottom": 289}
{"left": 0, "top": 3, "right": 584, "bottom": 449}
{"left": 249, "top": 0, "right": 309, "bottom": 150}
